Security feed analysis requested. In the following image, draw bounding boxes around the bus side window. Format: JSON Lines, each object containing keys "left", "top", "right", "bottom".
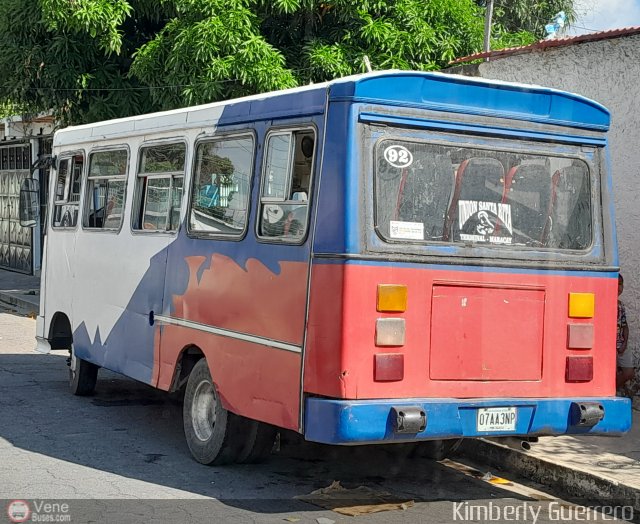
{"left": 188, "top": 135, "right": 254, "bottom": 236}
{"left": 84, "top": 149, "right": 128, "bottom": 231}
{"left": 134, "top": 143, "right": 186, "bottom": 232}
{"left": 52, "top": 155, "right": 83, "bottom": 229}
{"left": 258, "top": 129, "right": 314, "bottom": 240}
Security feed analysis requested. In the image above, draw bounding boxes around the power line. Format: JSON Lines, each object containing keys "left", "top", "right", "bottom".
{"left": 570, "top": 24, "right": 601, "bottom": 33}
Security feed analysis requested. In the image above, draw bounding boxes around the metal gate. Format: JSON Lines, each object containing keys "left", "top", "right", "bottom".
{"left": 0, "top": 143, "right": 32, "bottom": 273}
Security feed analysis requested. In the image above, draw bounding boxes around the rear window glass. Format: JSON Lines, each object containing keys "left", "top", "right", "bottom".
{"left": 375, "top": 140, "right": 592, "bottom": 250}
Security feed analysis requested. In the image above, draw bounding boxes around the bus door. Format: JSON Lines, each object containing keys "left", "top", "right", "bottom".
{"left": 42, "top": 152, "right": 85, "bottom": 346}
{"left": 157, "top": 126, "right": 318, "bottom": 431}
{"left": 72, "top": 143, "right": 186, "bottom": 385}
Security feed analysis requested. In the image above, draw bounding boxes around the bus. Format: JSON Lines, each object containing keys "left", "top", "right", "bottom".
{"left": 20, "top": 71, "right": 631, "bottom": 465}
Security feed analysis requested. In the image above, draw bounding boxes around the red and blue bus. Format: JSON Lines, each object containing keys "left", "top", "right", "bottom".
{"left": 23, "top": 71, "right": 631, "bottom": 464}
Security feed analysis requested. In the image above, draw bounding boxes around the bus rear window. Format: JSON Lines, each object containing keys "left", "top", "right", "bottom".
{"left": 375, "top": 141, "right": 592, "bottom": 251}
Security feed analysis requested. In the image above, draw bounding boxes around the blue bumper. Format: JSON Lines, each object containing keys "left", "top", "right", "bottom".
{"left": 304, "top": 397, "right": 632, "bottom": 444}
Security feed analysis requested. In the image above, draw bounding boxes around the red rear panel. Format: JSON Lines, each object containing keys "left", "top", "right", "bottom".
{"left": 304, "top": 262, "right": 616, "bottom": 400}
{"left": 430, "top": 285, "right": 544, "bottom": 381}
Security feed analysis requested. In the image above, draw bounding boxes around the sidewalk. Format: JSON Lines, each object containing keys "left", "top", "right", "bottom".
{"left": 0, "top": 268, "right": 40, "bottom": 315}
{"left": 461, "top": 407, "right": 640, "bottom": 509}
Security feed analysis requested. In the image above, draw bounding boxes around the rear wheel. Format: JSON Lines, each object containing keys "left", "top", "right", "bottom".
{"left": 237, "top": 421, "right": 277, "bottom": 464}
{"left": 183, "top": 359, "right": 248, "bottom": 465}
{"left": 68, "top": 345, "right": 98, "bottom": 396}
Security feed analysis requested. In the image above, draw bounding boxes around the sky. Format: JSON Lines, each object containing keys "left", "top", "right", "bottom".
{"left": 568, "top": 0, "right": 640, "bottom": 35}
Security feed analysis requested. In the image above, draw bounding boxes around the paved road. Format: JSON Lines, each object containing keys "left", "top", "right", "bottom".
{"left": 0, "top": 309, "right": 634, "bottom": 523}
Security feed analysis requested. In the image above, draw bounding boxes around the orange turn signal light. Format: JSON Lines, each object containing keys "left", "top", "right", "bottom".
{"left": 568, "top": 293, "right": 595, "bottom": 318}
{"left": 377, "top": 284, "right": 407, "bottom": 312}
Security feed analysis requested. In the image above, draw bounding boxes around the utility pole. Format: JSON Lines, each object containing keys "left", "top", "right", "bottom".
{"left": 483, "top": 0, "right": 494, "bottom": 58}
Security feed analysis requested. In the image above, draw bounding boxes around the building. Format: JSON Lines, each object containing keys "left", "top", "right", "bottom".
{"left": 450, "top": 27, "right": 640, "bottom": 369}
{"left": 0, "top": 115, "right": 53, "bottom": 274}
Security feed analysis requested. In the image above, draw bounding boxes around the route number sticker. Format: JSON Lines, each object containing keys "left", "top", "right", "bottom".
{"left": 384, "top": 145, "right": 413, "bottom": 168}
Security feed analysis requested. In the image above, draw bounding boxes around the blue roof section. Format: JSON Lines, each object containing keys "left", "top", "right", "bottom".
{"left": 328, "top": 71, "right": 610, "bottom": 132}
{"left": 57, "top": 70, "right": 609, "bottom": 146}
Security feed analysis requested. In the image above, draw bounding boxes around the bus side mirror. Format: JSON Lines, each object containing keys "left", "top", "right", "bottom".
{"left": 19, "top": 178, "right": 40, "bottom": 228}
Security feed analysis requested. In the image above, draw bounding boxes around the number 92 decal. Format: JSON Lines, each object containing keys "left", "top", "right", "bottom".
{"left": 383, "top": 145, "right": 413, "bottom": 168}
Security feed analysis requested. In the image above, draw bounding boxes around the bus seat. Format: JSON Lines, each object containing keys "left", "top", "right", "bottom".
{"left": 198, "top": 184, "right": 219, "bottom": 208}
{"left": 458, "top": 157, "right": 505, "bottom": 202}
{"left": 547, "top": 164, "right": 591, "bottom": 249}
{"left": 444, "top": 157, "right": 504, "bottom": 240}
{"left": 503, "top": 163, "right": 552, "bottom": 244}
{"left": 395, "top": 154, "right": 455, "bottom": 240}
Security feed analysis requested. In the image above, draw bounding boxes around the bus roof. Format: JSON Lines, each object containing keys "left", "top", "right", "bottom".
{"left": 54, "top": 70, "right": 609, "bottom": 146}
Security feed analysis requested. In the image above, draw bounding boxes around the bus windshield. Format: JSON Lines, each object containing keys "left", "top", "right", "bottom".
{"left": 375, "top": 140, "right": 592, "bottom": 250}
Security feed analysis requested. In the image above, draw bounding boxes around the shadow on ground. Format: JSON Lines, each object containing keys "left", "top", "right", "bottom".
{"left": 0, "top": 351, "right": 543, "bottom": 516}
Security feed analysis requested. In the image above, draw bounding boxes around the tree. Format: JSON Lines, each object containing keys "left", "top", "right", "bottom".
{"left": 257, "top": 0, "right": 486, "bottom": 83}
{"left": 0, "top": 0, "right": 576, "bottom": 125}
{"left": 130, "top": 0, "right": 297, "bottom": 110}
{"left": 0, "top": 0, "right": 159, "bottom": 124}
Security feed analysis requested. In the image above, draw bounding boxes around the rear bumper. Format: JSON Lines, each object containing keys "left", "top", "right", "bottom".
{"left": 304, "top": 397, "right": 631, "bottom": 444}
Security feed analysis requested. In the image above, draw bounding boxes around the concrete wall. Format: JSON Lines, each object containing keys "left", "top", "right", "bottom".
{"left": 451, "top": 34, "right": 640, "bottom": 370}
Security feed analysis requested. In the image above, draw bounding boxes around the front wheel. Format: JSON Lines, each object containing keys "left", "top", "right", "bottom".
{"left": 68, "top": 346, "right": 98, "bottom": 396}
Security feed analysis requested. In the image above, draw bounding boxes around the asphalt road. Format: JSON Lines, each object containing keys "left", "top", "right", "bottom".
{"left": 0, "top": 308, "right": 634, "bottom": 523}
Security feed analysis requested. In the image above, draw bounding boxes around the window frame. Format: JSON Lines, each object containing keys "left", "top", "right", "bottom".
{"left": 256, "top": 126, "right": 317, "bottom": 245}
{"left": 82, "top": 145, "right": 130, "bottom": 233}
{"left": 370, "top": 132, "right": 599, "bottom": 257}
{"left": 51, "top": 151, "right": 85, "bottom": 231}
{"left": 131, "top": 138, "right": 188, "bottom": 235}
{"left": 186, "top": 131, "right": 256, "bottom": 241}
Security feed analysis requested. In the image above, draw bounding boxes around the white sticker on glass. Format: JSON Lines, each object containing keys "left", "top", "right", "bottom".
{"left": 458, "top": 200, "right": 513, "bottom": 244}
{"left": 390, "top": 220, "right": 424, "bottom": 240}
{"left": 384, "top": 145, "right": 413, "bottom": 168}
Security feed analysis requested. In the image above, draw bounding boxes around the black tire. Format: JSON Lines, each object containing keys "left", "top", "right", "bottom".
{"left": 69, "top": 346, "right": 98, "bottom": 396}
{"left": 237, "top": 422, "right": 277, "bottom": 464}
{"left": 183, "top": 359, "right": 247, "bottom": 465}
{"left": 413, "top": 438, "right": 463, "bottom": 460}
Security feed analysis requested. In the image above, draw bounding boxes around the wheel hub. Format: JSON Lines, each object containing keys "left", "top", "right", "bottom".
{"left": 191, "top": 380, "right": 217, "bottom": 442}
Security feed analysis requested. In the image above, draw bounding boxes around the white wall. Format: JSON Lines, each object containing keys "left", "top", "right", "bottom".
{"left": 452, "top": 34, "right": 640, "bottom": 369}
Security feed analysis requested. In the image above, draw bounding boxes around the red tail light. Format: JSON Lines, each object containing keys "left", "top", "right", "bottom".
{"left": 566, "top": 356, "right": 593, "bottom": 382}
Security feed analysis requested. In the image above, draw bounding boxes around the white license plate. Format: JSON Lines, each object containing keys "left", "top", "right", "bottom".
{"left": 476, "top": 407, "right": 517, "bottom": 432}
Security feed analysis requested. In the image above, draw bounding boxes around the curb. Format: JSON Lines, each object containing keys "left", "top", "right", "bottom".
{"left": 460, "top": 439, "right": 640, "bottom": 510}
{"left": 0, "top": 291, "right": 39, "bottom": 316}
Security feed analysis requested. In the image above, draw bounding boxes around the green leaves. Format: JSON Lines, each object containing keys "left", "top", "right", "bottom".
{"left": 41, "top": 0, "right": 133, "bottom": 53}
{"left": 259, "top": 0, "right": 485, "bottom": 83}
{"left": 0, "top": 0, "right": 577, "bottom": 125}
{"left": 130, "top": 2, "right": 296, "bottom": 108}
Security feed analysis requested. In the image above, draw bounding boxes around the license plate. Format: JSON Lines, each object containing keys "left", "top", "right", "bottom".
{"left": 476, "top": 407, "right": 517, "bottom": 432}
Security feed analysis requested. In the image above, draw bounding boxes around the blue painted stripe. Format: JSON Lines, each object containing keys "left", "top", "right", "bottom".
{"left": 304, "top": 397, "right": 631, "bottom": 444}
{"left": 312, "top": 256, "right": 618, "bottom": 279}
{"left": 359, "top": 112, "right": 607, "bottom": 146}
{"left": 345, "top": 105, "right": 362, "bottom": 255}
